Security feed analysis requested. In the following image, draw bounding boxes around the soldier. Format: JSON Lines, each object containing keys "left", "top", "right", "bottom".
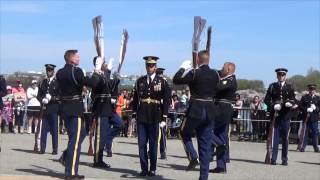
{"left": 298, "top": 84, "right": 319, "bottom": 152}
{"left": 156, "top": 67, "right": 170, "bottom": 159}
{"left": 211, "top": 62, "right": 237, "bottom": 174}
{"left": 131, "top": 56, "right": 170, "bottom": 177}
{"left": 37, "top": 64, "right": 60, "bottom": 155}
{"left": 264, "top": 68, "right": 297, "bottom": 166}
{"left": 173, "top": 50, "right": 219, "bottom": 180}
{"left": 56, "top": 49, "right": 87, "bottom": 180}
{"left": 105, "top": 66, "right": 125, "bottom": 158}
{"left": 86, "top": 56, "right": 112, "bottom": 168}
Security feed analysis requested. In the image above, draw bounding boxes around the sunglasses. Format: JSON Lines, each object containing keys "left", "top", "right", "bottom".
{"left": 46, "top": 68, "right": 54, "bottom": 72}
{"left": 277, "top": 73, "right": 286, "bottom": 76}
{"left": 146, "top": 64, "right": 156, "bottom": 68}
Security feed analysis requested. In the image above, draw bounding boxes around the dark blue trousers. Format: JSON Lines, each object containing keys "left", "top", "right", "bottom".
{"left": 180, "top": 109, "right": 214, "bottom": 180}
{"left": 64, "top": 116, "right": 86, "bottom": 176}
{"left": 137, "top": 122, "right": 159, "bottom": 172}
{"left": 105, "top": 113, "right": 124, "bottom": 152}
{"left": 212, "top": 122, "right": 228, "bottom": 169}
{"left": 271, "top": 119, "right": 290, "bottom": 163}
{"left": 302, "top": 120, "right": 319, "bottom": 151}
{"left": 40, "top": 113, "right": 58, "bottom": 152}
{"left": 94, "top": 116, "right": 111, "bottom": 163}
{"left": 159, "top": 126, "right": 167, "bottom": 155}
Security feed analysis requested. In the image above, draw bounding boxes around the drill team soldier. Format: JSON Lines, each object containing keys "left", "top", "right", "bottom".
{"left": 211, "top": 62, "right": 237, "bottom": 174}
{"left": 264, "top": 68, "right": 297, "bottom": 166}
{"left": 37, "top": 64, "right": 60, "bottom": 155}
{"left": 298, "top": 84, "right": 320, "bottom": 152}
{"left": 132, "top": 56, "right": 170, "bottom": 177}
{"left": 56, "top": 50, "right": 87, "bottom": 180}
{"left": 173, "top": 50, "right": 219, "bottom": 180}
{"left": 156, "top": 67, "right": 170, "bottom": 159}
{"left": 86, "top": 56, "right": 112, "bottom": 168}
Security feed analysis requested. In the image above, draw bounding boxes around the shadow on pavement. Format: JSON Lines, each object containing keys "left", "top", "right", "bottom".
{"left": 117, "top": 141, "right": 138, "bottom": 145}
{"left": 296, "top": 161, "right": 320, "bottom": 165}
{"left": 16, "top": 165, "right": 64, "bottom": 179}
{"left": 167, "top": 154, "right": 186, "bottom": 159}
{"left": 230, "top": 158, "right": 265, "bottom": 164}
{"left": 113, "top": 152, "right": 140, "bottom": 158}
{"left": 12, "top": 148, "right": 38, "bottom": 154}
{"left": 158, "top": 163, "right": 198, "bottom": 172}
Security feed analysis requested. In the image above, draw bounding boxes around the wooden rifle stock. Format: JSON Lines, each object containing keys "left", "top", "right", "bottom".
{"left": 265, "top": 111, "right": 277, "bottom": 164}
{"left": 87, "top": 118, "right": 96, "bottom": 156}
{"left": 297, "top": 113, "right": 310, "bottom": 151}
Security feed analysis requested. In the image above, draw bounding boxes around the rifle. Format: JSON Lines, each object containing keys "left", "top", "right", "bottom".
{"left": 297, "top": 113, "right": 310, "bottom": 151}
{"left": 34, "top": 79, "right": 50, "bottom": 153}
{"left": 206, "top": 26, "right": 212, "bottom": 57}
{"left": 87, "top": 118, "right": 96, "bottom": 156}
{"left": 192, "top": 16, "right": 206, "bottom": 71}
{"left": 116, "top": 29, "right": 129, "bottom": 74}
{"left": 92, "top": 15, "right": 105, "bottom": 59}
{"left": 265, "top": 111, "right": 277, "bottom": 164}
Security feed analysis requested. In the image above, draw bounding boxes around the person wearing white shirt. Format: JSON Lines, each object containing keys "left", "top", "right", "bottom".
{"left": 26, "top": 80, "right": 41, "bottom": 134}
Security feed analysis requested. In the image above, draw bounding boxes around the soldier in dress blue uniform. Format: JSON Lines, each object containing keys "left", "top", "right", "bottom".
{"left": 264, "top": 68, "right": 298, "bottom": 166}
{"left": 173, "top": 50, "right": 219, "bottom": 180}
{"left": 86, "top": 56, "right": 112, "bottom": 168}
{"left": 131, "top": 56, "right": 170, "bottom": 177}
{"left": 156, "top": 67, "right": 169, "bottom": 160}
{"left": 37, "top": 64, "right": 59, "bottom": 155}
{"left": 211, "top": 62, "right": 237, "bottom": 174}
{"left": 105, "top": 69, "right": 125, "bottom": 157}
{"left": 56, "top": 50, "right": 87, "bottom": 180}
{"left": 298, "top": 84, "right": 320, "bottom": 152}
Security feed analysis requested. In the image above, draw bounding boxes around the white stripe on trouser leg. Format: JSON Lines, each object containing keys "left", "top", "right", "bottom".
{"left": 71, "top": 117, "right": 81, "bottom": 176}
{"left": 157, "top": 127, "right": 161, "bottom": 156}
{"left": 37, "top": 119, "right": 43, "bottom": 150}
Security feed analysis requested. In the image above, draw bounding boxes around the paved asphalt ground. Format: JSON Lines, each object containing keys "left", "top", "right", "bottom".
{"left": 0, "top": 134, "right": 319, "bottom": 180}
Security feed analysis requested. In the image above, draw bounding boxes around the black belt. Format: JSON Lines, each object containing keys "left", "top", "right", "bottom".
{"left": 216, "top": 99, "right": 235, "bottom": 105}
{"left": 93, "top": 94, "right": 111, "bottom": 99}
{"left": 61, "top": 95, "right": 82, "bottom": 101}
{"left": 190, "top": 97, "right": 214, "bottom": 102}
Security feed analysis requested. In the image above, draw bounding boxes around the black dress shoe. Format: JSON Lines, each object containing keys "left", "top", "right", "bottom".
{"left": 186, "top": 158, "right": 199, "bottom": 171}
{"left": 76, "top": 175, "right": 85, "bottom": 179}
{"left": 160, "top": 153, "right": 166, "bottom": 159}
{"left": 210, "top": 167, "right": 227, "bottom": 174}
{"left": 271, "top": 161, "right": 276, "bottom": 165}
{"left": 38, "top": 150, "right": 45, "bottom": 154}
{"left": 281, "top": 161, "right": 288, "bottom": 166}
{"left": 64, "top": 175, "right": 82, "bottom": 180}
{"left": 93, "top": 161, "right": 111, "bottom": 168}
{"left": 300, "top": 149, "right": 305, "bottom": 152}
{"left": 139, "top": 171, "right": 148, "bottom": 177}
{"left": 314, "top": 148, "right": 319, "bottom": 153}
{"left": 148, "top": 170, "right": 156, "bottom": 176}
{"left": 106, "top": 151, "right": 112, "bottom": 157}
{"left": 52, "top": 151, "right": 58, "bottom": 155}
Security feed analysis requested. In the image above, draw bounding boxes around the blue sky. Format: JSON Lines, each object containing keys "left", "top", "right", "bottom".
{"left": 0, "top": 0, "right": 319, "bottom": 86}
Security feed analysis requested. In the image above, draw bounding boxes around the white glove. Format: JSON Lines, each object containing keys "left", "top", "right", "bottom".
{"left": 274, "top": 104, "right": 281, "bottom": 111}
{"left": 160, "top": 121, "right": 166, "bottom": 128}
{"left": 285, "top": 102, "right": 293, "bottom": 108}
{"left": 180, "top": 60, "right": 192, "bottom": 70}
{"left": 307, "top": 107, "right": 314, "bottom": 113}
{"left": 45, "top": 94, "right": 51, "bottom": 101}
{"left": 82, "top": 68, "right": 87, "bottom": 77}
{"left": 42, "top": 98, "right": 49, "bottom": 104}
{"left": 310, "top": 104, "right": 316, "bottom": 110}
{"left": 111, "top": 98, "right": 117, "bottom": 104}
{"left": 94, "top": 56, "right": 103, "bottom": 72}
{"left": 108, "top": 58, "right": 114, "bottom": 70}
